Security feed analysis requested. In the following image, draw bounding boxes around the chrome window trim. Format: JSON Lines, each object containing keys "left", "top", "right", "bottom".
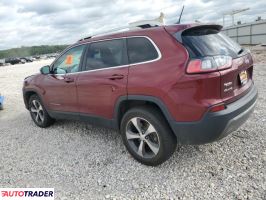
{"left": 51, "top": 36, "right": 162, "bottom": 75}
{"left": 59, "top": 64, "right": 131, "bottom": 75}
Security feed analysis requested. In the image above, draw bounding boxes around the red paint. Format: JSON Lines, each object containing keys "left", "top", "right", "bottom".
{"left": 77, "top": 67, "right": 128, "bottom": 119}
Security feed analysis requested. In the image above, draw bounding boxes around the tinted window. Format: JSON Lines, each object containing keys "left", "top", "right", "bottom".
{"left": 181, "top": 29, "right": 242, "bottom": 58}
{"left": 53, "top": 45, "right": 85, "bottom": 74}
{"left": 127, "top": 37, "right": 159, "bottom": 64}
{"left": 85, "top": 39, "right": 126, "bottom": 70}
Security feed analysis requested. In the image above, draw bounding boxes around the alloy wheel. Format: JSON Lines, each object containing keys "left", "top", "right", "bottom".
{"left": 30, "top": 100, "right": 44, "bottom": 124}
{"left": 126, "top": 117, "right": 160, "bottom": 158}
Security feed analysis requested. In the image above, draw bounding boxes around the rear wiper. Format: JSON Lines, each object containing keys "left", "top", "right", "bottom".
{"left": 237, "top": 48, "right": 244, "bottom": 55}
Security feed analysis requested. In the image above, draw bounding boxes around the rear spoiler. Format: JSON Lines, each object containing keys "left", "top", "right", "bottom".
{"left": 168, "top": 24, "right": 223, "bottom": 44}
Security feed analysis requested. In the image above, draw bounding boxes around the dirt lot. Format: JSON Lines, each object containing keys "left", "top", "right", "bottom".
{"left": 0, "top": 51, "right": 265, "bottom": 199}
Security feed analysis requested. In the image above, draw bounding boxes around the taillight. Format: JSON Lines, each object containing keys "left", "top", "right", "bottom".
{"left": 187, "top": 55, "right": 232, "bottom": 74}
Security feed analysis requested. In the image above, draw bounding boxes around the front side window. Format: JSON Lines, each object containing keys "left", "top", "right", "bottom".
{"left": 53, "top": 45, "right": 85, "bottom": 74}
{"left": 85, "top": 39, "right": 126, "bottom": 70}
{"left": 127, "top": 37, "right": 159, "bottom": 64}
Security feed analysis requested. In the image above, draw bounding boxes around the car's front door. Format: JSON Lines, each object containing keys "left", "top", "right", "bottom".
{"left": 77, "top": 38, "right": 128, "bottom": 119}
{"left": 41, "top": 45, "right": 86, "bottom": 113}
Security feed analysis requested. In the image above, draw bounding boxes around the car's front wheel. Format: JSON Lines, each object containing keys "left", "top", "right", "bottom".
{"left": 29, "top": 94, "right": 54, "bottom": 128}
{"left": 120, "top": 106, "right": 177, "bottom": 166}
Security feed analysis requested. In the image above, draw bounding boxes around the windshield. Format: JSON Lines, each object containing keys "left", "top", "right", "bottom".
{"left": 181, "top": 31, "right": 243, "bottom": 59}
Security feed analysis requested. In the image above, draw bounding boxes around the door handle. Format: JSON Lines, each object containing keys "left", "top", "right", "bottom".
{"left": 64, "top": 77, "right": 74, "bottom": 83}
{"left": 108, "top": 74, "right": 124, "bottom": 80}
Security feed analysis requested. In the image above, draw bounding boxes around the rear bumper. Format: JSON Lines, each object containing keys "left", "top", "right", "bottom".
{"left": 171, "top": 84, "right": 258, "bottom": 144}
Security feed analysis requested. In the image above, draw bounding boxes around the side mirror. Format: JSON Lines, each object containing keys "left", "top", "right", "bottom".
{"left": 40, "top": 65, "right": 50, "bottom": 74}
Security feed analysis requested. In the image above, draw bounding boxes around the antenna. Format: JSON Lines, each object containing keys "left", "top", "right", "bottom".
{"left": 177, "top": 5, "right": 184, "bottom": 24}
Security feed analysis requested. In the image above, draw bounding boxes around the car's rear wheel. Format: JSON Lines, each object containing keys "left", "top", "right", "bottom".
{"left": 29, "top": 95, "right": 54, "bottom": 128}
{"left": 120, "top": 106, "right": 177, "bottom": 166}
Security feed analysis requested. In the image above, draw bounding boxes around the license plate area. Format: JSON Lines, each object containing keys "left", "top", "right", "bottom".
{"left": 239, "top": 70, "right": 248, "bottom": 85}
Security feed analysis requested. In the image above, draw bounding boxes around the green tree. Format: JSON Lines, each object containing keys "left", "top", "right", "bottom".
{"left": 0, "top": 45, "right": 69, "bottom": 59}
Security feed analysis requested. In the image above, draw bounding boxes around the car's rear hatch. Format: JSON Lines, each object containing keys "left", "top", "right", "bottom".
{"left": 219, "top": 52, "right": 253, "bottom": 103}
{"left": 168, "top": 24, "right": 254, "bottom": 104}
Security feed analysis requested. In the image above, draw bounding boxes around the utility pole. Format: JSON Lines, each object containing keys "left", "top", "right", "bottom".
{"left": 223, "top": 8, "right": 249, "bottom": 27}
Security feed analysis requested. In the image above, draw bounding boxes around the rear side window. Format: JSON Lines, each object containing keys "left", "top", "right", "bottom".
{"left": 180, "top": 28, "right": 242, "bottom": 59}
{"left": 85, "top": 39, "right": 126, "bottom": 70}
{"left": 127, "top": 37, "right": 159, "bottom": 64}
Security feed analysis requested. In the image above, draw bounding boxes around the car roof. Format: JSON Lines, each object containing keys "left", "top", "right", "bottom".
{"left": 75, "top": 24, "right": 202, "bottom": 44}
{"left": 76, "top": 26, "right": 164, "bottom": 45}
{"left": 69, "top": 23, "right": 221, "bottom": 49}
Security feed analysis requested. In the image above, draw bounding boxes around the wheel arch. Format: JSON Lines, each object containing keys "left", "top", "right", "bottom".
{"left": 114, "top": 95, "right": 174, "bottom": 131}
{"left": 23, "top": 89, "right": 41, "bottom": 109}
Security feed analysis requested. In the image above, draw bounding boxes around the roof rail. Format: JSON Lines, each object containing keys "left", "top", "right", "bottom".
{"left": 78, "top": 23, "right": 158, "bottom": 41}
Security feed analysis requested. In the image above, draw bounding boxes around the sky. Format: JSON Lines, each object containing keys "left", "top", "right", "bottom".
{"left": 0, "top": 0, "right": 265, "bottom": 50}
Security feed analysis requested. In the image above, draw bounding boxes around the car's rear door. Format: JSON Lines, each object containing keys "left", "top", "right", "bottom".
{"left": 41, "top": 44, "right": 86, "bottom": 113}
{"left": 76, "top": 38, "right": 128, "bottom": 119}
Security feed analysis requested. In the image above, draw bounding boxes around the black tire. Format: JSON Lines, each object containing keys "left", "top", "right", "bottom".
{"left": 0, "top": 104, "right": 3, "bottom": 110}
{"left": 120, "top": 105, "right": 177, "bottom": 166}
{"left": 28, "top": 94, "right": 55, "bottom": 128}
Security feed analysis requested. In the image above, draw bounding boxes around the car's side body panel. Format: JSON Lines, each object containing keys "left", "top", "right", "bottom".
{"left": 77, "top": 66, "right": 129, "bottom": 119}
{"left": 40, "top": 73, "right": 79, "bottom": 112}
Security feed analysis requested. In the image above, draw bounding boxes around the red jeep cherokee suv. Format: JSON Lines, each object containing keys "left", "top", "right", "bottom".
{"left": 23, "top": 24, "right": 258, "bottom": 166}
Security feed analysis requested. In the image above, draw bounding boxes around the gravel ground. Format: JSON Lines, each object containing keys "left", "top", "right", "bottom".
{"left": 0, "top": 55, "right": 265, "bottom": 200}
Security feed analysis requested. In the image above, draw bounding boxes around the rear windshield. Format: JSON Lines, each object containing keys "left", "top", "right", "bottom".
{"left": 180, "top": 28, "right": 242, "bottom": 59}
